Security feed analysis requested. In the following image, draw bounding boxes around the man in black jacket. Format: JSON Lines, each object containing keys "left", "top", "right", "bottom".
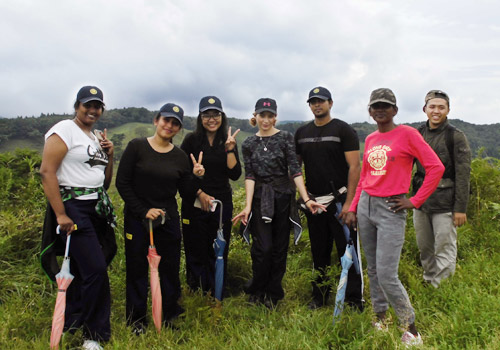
{"left": 412, "top": 90, "right": 471, "bottom": 288}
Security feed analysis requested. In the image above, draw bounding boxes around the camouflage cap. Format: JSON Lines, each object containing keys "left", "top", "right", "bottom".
{"left": 368, "top": 88, "right": 397, "bottom": 106}
{"left": 425, "top": 90, "right": 449, "bottom": 104}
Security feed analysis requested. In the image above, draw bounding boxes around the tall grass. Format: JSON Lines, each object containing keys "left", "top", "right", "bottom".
{"left": 1, "top": 149, "right": 500, "bottom": 349}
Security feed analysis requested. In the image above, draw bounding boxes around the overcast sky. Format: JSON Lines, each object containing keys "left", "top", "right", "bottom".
{"left": 1, "top": 0, "right": 499, "bottom": 125}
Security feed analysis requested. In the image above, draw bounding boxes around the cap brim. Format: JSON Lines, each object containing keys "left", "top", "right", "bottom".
{"left": 368, "top": 98, "right": 396, "bottom": 106}
{"left": 255, "top": 108, "right": 277, "bottom": 114}
{"left": 199, "top": 106, "right": 223, "bottom": 113}
{"left": 307, "top": 95, "right": 330, "bottom": 103}
{"left": 160, "top": 112, "right": 183, "bottom": 125}
{"left": 80, "top": 97, "right": 105, "bottom": 105}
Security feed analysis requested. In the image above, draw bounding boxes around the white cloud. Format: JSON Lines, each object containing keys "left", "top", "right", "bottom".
{"left": 0, "top": 0, "right": 499, "bottom": 125}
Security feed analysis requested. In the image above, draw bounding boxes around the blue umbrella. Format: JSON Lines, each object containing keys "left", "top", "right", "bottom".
{"left": 333, "top": 202, "right": 360, "bottom": 324}
{"left": 335, "top": 202, "right": 360, "bottom": 275}
{"left": 333, "top": 245, "right": 354, "bottom": 324}
{"left": 212, "top": 199, "right": 226, "bottom": 302}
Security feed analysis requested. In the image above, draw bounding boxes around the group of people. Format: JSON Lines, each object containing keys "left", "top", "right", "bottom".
{"left": 40, "top": 85, "right": 470, "bottom": 349}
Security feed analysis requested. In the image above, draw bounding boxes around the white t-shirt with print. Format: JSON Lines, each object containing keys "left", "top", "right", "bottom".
{"left": 45, "top": 119, "right": 108, "bottom": 199}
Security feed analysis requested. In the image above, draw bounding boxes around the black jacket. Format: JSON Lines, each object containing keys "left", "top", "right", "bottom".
{"left": 412, "top": 119, "right": 471, "bottom": 213}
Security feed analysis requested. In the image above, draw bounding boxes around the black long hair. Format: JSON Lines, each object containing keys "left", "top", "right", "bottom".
{"left": 193, "top": 111, "right": 228, "bottom": 148}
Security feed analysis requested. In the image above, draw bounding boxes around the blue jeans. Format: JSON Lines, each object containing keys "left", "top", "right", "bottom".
{"left": 357, "top": 191, "right": 415, "bottom": 326}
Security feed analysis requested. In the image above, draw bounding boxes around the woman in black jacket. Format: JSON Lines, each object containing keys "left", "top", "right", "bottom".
{"left": 180, "top": 96, "right": 241, "bottom": 299}
{"left": 116, "top": 103, "right": 203, "bottom": 333}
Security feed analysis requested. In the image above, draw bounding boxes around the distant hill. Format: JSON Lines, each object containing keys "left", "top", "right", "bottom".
{"left": 1, "top": 108, "right": 499, "bottom": 158}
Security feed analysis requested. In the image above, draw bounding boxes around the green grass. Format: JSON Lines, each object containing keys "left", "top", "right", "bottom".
{"left": 0, "top": 138, "right": 43, "bottom": 153}
{"left": 2, "top": 184, "right": 500, "bottom": 349}
{"left": 2, "top": 148, "right": 500, "bottom": 349}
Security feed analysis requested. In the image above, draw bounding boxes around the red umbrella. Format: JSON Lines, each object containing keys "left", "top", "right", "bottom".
{"left": 50, "top": 226, "right": 75, "bottom": 350}
{"left": 147, "top": 216, "right": 164, "bottom": 333}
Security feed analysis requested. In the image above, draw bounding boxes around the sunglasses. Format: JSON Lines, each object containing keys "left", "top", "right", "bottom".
{"left": 83, "top": 101, "right": 104, "bottom": 109}
{"left": 370, "top": 102, "right": 393, "bottom": 110}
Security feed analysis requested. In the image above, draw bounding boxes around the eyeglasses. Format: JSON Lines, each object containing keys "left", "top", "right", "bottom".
{"left": 201, "top": 112, "right": 222, "bottom": 121}
{"left": 83, "top": 101, "right": 104, "bottom": 109}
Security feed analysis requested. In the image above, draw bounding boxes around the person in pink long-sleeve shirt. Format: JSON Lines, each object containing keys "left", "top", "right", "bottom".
{"left": 345, "top": 88, "right": 444, "bottom": 347}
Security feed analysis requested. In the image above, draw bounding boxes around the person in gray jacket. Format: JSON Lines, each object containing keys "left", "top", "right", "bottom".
{"left": 412, "top": 90, "right": 471, "bottom": 288}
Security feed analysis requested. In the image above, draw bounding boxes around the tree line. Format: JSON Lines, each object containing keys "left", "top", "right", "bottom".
{"left": 1, "top": 108, "right": 499, "bottom": 158}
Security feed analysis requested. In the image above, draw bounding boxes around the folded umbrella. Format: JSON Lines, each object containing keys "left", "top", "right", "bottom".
{"left": 212, "top": 200, "right": 226, "bottom": 303}
{"left": 50, "top": 225, "right": 76, "bottom": 350}
{"left": 332, "top": 202, "right": 360, "bottom": 324}
{"left": 147, "top": 215, "right": 165, "bottom": 333}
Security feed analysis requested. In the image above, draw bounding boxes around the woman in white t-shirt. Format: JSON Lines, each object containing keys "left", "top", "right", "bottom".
{"left": 40, "top": 86, "right": 115, "bottom": 350}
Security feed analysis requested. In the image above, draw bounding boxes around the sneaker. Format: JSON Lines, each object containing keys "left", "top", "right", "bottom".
{"left": 132, "top": 324, "right": 145, "bottom": 336}
{"left": 401, "top": 331, "right": 423, "bottom": 347}
{"left": 372, "top": 320, "right": 388, "bottom": 332}
{"left": 82, "top": 339, "right": 103, "bottom": 350}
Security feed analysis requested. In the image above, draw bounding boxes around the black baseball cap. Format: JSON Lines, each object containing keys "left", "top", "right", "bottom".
{"left": 199, "top": 96, "right": 223, "bottom": 113}
{"left": 77, "top": 86, "right": 104, "bottom": 105}
{"left": 255, "top": 98, "right": 277, "bottom": 114}
{"left": 307, "top": 86, "right": 332, "bottom": 102}
{"left": 159, "top": 103, "right": 184, "bottom": 125}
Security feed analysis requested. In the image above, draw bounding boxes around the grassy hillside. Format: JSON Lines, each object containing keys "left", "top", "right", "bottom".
{"left": 0, "top": 138, "right": 43, "bottom": 153}
{"left": 1, "top": 150, "right": 500, "bottom": 349}
{"left": 2, "top": 108, "right": 499, "bottom": 156}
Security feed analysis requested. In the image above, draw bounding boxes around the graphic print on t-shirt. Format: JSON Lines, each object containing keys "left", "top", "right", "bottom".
{"left": 367, "top": 144, "right": 392, "bottom": 176}
{"left": 85, "top": 145, "right": 109, "bottom": 167}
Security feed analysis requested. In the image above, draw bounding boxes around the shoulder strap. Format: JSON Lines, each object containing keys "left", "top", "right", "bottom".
{"left": 413, "top": 124, "right": 426, "bottom": 176}
{"left": 443, "top": 124, "right": 456, "bottom": 180}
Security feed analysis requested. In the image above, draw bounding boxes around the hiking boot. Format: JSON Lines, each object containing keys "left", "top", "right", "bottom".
{"left": 346, "top": 300, "right": 365, "bottom": 312}
{"left": 401, "top": 331, "right": 423, "bottom": 347}
{"left": 308, "top": 299, "right": 324, "bottom": 310}
{"left": 82, "top": 339, "right": 103, "bottom": 350}
{"left": 248, "top": 294, "right": 261, "bottom": 305}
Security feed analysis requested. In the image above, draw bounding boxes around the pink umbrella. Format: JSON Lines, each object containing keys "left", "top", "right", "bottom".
{"left": 50, "top": 226, "right": 75, "bottom": 350}
{"left": 147, "top": 216, "right": 164, "bottom": 333}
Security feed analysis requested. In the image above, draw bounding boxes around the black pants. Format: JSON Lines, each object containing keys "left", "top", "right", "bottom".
{"left": 306, "top": 206, "right": 363, "bottom": 305}
{"left": 124, "top": 214, "right": 183, "bottom": 327}
{"left": 61, "top": 199, "right": 111, "bottom": 342}
{"left": 182, "top": 200, "right": 232, "bottom": 298}
{"left": 246, "top": 192, "right": 291, "bottom": 302}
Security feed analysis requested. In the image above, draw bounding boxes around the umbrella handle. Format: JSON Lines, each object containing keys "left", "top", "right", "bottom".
{"left": 149, "top": 213, "right": 166, "bottom": 247}
{"left": 149, "top": 219, "right": 154, "bottom": 246}
{"left": 334, "top": 203, "right": 361, "bottom": 274}
{"left": 211, "top": 199, "right": 223, "bottom": 230}
{"left": 56, "top": 225, "right": 76, "bottom": 259}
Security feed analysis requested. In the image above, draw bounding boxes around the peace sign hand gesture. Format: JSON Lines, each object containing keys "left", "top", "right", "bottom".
{"left": 225, "top": 127, "right": 240, "bottom": 151}
{"left": 99, "top": 128, "right": 114, "bottom": 157}
{"left": 190, "top": 152, "right": 205, "bottom": 177}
